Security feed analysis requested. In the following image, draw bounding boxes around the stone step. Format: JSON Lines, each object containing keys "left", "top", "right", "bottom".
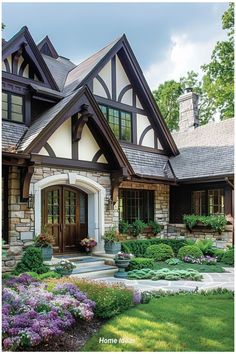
{"left": 70, "top": 264, "right": 118, "bottom": 279}
{"left": 45, "top": 256, "right": 106, "bottom": 267}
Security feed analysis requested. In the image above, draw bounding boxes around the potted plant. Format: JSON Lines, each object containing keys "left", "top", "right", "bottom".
{"left": 102, "top": 227, "right": 121, "bottom": 254}
{"left": 80, "top": 237, "right": 97, "bottom": 254}
{"left": 34, "top": 232, "right": 54, "bottom": 261}
{"left": 55, "top": 260, "right": 76, "bottom": 276}
{"left": 114, "top": 252, "right": 134, "bottom": 278}
{"left": 131, "top": 220, "right": 147, "bottom": 237}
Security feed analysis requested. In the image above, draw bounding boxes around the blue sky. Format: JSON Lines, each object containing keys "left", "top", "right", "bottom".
{"left": 2, "top": 2, "right": 228, "bottom": 89}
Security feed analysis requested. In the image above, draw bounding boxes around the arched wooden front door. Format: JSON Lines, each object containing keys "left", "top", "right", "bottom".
{"left": 42, "top": 186, "right": 87, "bottom": 253}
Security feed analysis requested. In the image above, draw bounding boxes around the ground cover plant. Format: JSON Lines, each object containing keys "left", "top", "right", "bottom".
{"left": 2, "top": 274, "right": 96, "bottom": 351}
{"left": 127, "top": 268, "right": 202, "bottom": 281}
{"left": 153, "top": 261, "right": 227, "bottom": 273}
{"left": 82, "top": 291, "right": 234, "bottom": 352}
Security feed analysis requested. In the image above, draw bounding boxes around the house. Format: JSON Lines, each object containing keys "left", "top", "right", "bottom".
{"left": 2, "top": 27, "right": 234, "bottom": 272}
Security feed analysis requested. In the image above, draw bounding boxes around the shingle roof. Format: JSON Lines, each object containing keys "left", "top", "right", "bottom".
{"left": 122, "top": 147, "right": 175, "bottom": 180}
{"left": 2, "top": 121, "right": 28, "bottom": 152}
{"left": 42, "top": 54, "right": 76, "bottom": 91}
{"left": 170, "top": 118, "right": 234, "bottom": 180}
{"left": 63, "top": 37, "right": 121, "bottom": 94}
{"left": 18, "top": 89, "right": 80, "bottom": 152}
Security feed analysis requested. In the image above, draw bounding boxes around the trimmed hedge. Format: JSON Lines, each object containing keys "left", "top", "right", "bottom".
{"left": 178, "top": 245, "right": 203, "bottom": 260}
{"left": 121, "top": 238, "right": 187, "bottom": 257}
{"left": 145, "top": 244, "right": 174, "bottom": 261}
{"left": 129, "top": 257, "right": 155, "bottom": 270}
{"left": 221, "top": 249, "right": 234, "bottom": 265}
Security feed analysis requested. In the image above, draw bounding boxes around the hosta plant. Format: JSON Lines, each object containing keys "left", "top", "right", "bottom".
{"left": 165, "top": 257, "right": 183, "bottom": 265}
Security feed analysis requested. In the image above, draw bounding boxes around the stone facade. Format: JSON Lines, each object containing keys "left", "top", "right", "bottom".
{"left": 167, "top": 224, "right": 233, "bottom": 248}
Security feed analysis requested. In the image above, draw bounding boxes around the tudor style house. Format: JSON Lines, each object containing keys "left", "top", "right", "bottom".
{"left": 2, "top": 27, "right": 234, "bottom": 271}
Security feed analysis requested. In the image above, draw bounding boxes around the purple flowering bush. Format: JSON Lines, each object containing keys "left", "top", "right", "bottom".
{"left": 184, "top": 255, "right": 217, "bottom": 265}
{"left": 2, "top": 274, "right": 96, "bottom": 351}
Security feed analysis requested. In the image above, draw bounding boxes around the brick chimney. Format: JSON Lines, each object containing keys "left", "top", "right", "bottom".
{"left": 178, "top": 88, "right": 199, "bottom": 132}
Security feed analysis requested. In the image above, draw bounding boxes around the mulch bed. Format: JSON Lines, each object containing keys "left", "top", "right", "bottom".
{"left": 20, "top": 318, "right": 106, "bottom": 352}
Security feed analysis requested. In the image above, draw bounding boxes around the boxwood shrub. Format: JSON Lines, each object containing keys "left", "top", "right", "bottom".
{"left": 221, "top": 248, "right": 234, "bottom": 265}
{"left": 178, "top": 245, "right": 203, "bottom": 260}
{"left": 128, "top": 257, "right": 155, "bottom": 270}
{"left": 145, "top": 244, "right": 174, "bottom": 261}
{"left": 121, "top": 238, "right": 187, "bottom": 257}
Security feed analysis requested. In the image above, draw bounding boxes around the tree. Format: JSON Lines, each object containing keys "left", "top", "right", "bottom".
{"left": 202, "top": 3, "right": 234, "bottom": 119}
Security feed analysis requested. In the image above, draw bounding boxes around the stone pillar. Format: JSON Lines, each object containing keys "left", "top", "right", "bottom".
{"left": 178, "top": 88, "right": 199, "bottom": 132}
{"left": 155, "top": 184, "right": 169, "bottom": 237}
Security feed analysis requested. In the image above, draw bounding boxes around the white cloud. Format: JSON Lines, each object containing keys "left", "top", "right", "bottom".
{"left": 144, "top": 32, "right": 226, "bottom": 90}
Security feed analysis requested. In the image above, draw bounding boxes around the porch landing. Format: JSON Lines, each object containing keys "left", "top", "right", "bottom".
{"left": 44, "top": 255, "right": 117, "bottom": 278}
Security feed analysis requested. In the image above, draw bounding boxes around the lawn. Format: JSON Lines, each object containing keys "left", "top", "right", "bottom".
{"left": 153, "top": 261, "right": 228, "bottom": 273}
{"left": 82, "top": 293, "right": 234, "bottom": 352}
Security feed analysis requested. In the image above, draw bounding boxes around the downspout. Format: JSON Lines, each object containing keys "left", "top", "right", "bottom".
{"left": 225, "top": 177, "right": 234, "bottom": 246}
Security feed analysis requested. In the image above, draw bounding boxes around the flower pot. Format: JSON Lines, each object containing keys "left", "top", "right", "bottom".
{"left": 114, "top": 259, "right": 130, "bottom": 278}
{"left": 104, "top": 241, "right": 121, "bottom": 254}
{"left": 41, "top": 246, "right": 53, "bottom": 261}
{"left": 56, "top": 269, "right": 73, "bottom": 276}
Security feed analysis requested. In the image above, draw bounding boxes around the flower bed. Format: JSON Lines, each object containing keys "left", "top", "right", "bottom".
{"left": 2, "top": 274, "right": 95, "bottom": 351}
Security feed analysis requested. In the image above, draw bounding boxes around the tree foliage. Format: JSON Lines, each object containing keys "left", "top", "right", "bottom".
{"left": 153, "top": 3, "right": 234, "bottom": 131}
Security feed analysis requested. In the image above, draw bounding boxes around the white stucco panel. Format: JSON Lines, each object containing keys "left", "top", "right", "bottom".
{"left": 38, "top": 147, "right": 49, "bottom": 156}
{"left": 158, "top": 140, "right": 164, "bottom": 150}
{"left": 79, "top": 124, "right": 100, "bottom": 161}
{"left": 142, "top": 129, "right": 155, "bottom": 148}
{"left": 116, "top": 55, "right": 130, "bottom": 99}
{"left": 136, "top": 95, "right": 144, "bottom": 109}
{"left": 97, "top": 60, "right": 112, "bottom": 97}
{"left": 93, "top": 77, "right": 108, "bottom": 98}
{"left": 97, "top": 154, "right": 108, "bottom": 164}
{"left": 137, "top": 114, "right": 150, "bottom": 142}
{"left": 121, "top": 88, "right": 133, "bottom": 106}
{"left": 47, "top": 118, "right": 72, "bottom": 158}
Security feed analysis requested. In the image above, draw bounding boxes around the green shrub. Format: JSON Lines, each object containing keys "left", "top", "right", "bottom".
{"left": 26, "top": 271, "right": 61, "bottom": 280}
{"left": 178, "top": 245, "right": 203, "bottom": 260}
{"left": 127, "top": 268, "right": 202, "bottom": 281}
{"left": 121, "top": 238, "right": 187, "bottom": 257}
{"left": 221, "top": 249, "right": 234, "bottom": 265}
{"left": 130, "top": 220, "right": 147, "bottom": 237}
{"left": 212, "top": 248, "right": 225, "bottom": 261}
{"left": 145, "top": 244, "right": 174, "bottom": 261}
{"left": 165, "top": 257, "right": 182, "bottom": 265}
{"left": 195, "top": 239, "right": 214, "bottom": 255}
{"left": 47, "top": 278, "right": 134, "bottom": 318}
{"left": 119, "top": 220, "right": 131, "bottom": 234}
{"left": 148, "top": 221, "right": 161, "bottom": 235}
{"left": 13, "top": 247, "right": 49, "bottom": 275}
{"left": 129, "top": 257, "right": 155, "bottom": 270}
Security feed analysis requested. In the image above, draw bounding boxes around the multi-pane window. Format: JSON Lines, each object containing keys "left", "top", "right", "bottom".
{"left": 2, "top": 92, "right": 24, "bottom": 122}
{"left": 191, "top": 188, "right": 224, "bottom": 215}
{"left": 208, "top": 189, "right": 224, "bottom": 215}
{"left": 99, "top": 104, "right": 132, "bottom": 142}
{"left": 119, "top": 189, "right": 154, "bottom": 223}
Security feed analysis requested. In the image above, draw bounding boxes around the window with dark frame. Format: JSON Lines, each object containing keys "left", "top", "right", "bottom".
{"left": 191, "top": 188, "right": 224, "bottom": 215}
{"left": 2, "top": 92, "right": 24, "bottom": 123}
{"left": 99, "top": 104, "right": 132, "bottom": 142}
{"left": 119, "top": 189, "right": 154, "bottom": 223}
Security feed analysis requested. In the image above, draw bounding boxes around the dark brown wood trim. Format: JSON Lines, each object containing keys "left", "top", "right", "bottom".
{"left": 111, "top": 55, "right": 116, "bottom": 100}
{"left": 225, "top": 177, "right": 234, "bottom": 190}
{"left": 4, "top": 58, "right": 11, "bottom": 73}
{"left": 94, "top": 94, "right": 146, "bottom": 115}
{"left": 178, "top": 174, "right": 234, "bottom": 184}
{"left": 19, "top": 59, "right": 28, "bottom": 77}
{"left": 20, "top": 165, "right": 34, "bottom": 200}
{"left": 30, "top": 153, "right": 111, "bottom": 172}
{"left": 118, "top": 84, "right": 132, "bottom": 103}
{"left": 2, "top": 166, "right": 9, "bottom": 243}
{"left": 92, "top": 149, "right": 103, "bottom": 163}
{"left": 139, "top": 125, "right": 152, "bottom": 145}
{"left": 96, "top": 74, "right": 111, "bottom": 100}
{"left": 44, "top": 142, "right": 56, "bottom": 157}
{"left": 71, "top": 115, "right": 78, "bottom": 160}
{"left": 120, "top": 141, "right": 167, "bottom": 155}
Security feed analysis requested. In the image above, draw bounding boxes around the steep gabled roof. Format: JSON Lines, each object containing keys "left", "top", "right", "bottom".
{"left": 17, "top": 85, "right": 134, "bottom": 174}
{"left": 37, "top": 35, "right": 59, "bottom": 58}
{"left": 2, "top": 26, "right": 59, "bottom": 91}
{"left": 170, "top": 118, "right": 234, "bottom": 180}
{"left": 63, "top": 34, "right": 179, "bottom": 156}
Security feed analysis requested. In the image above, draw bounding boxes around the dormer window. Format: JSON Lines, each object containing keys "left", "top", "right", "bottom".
{"left": 99, "top": 104, "right": 132, "bottom": 142}
{"left": 2, "top": 92, "right": 24, "bottom": 123}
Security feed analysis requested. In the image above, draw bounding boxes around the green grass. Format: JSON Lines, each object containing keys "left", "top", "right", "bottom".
{"left": 153, "top": 261, "right": 228, "bottom": 273}
{"left": 82, "top": 293, "right": 234, "bottom": 352}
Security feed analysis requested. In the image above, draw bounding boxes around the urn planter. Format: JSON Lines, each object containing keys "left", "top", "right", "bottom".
{"left": 104, "top": 241, "right": 121, "bottom": 254}
{"left": 41, "top": 246, "right": 53, "bottom": 261}
{"left": 114, "top": 259, "right": 130, "bottom": 278}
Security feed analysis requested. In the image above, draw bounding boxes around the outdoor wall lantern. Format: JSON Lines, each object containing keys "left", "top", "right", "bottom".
{"left": 27, "top": 194, "right": 35, "bottom": 209}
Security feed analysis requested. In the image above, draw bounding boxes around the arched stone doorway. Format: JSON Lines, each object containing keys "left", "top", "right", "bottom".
{"left": 31, "top": 173, "right": 106, "bottom": 253}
